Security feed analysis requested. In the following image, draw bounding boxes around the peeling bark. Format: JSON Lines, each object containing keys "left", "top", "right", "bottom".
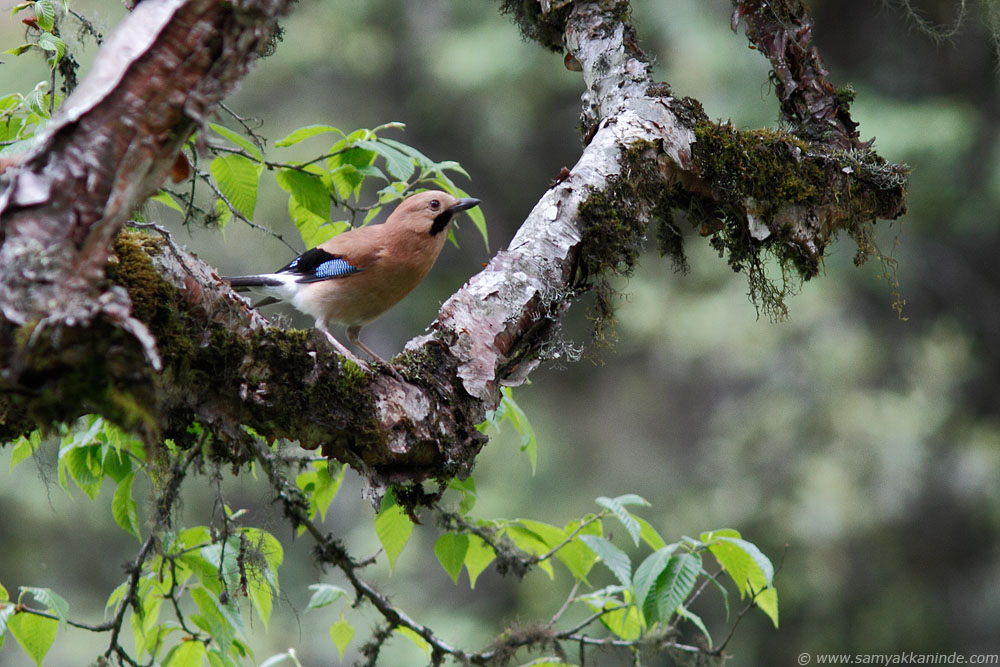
{"left": 0, "top": 0, "right": 907, "bottom": 494}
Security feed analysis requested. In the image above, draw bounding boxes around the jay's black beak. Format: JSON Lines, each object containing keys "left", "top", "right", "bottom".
{"left": 449, "top": 197, "right": 481, "bottom": 213}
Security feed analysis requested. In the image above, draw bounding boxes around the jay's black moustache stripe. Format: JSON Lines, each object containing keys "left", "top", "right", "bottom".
{"left": 430, "top": 197, "right": 481, "bottom": 236}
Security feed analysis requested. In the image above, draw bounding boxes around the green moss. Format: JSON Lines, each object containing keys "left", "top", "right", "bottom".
{"left": 496, "top": 0, "right": 573, "bottom": 51}
{"left": 686, "top": 119, "right": 907, "bottom": 319}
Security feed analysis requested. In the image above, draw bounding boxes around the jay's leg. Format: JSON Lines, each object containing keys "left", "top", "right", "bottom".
{"left": 315, "top": 320, "right": 370, "bottom": 371}
{"left": 347, "top": 325, "right": 404, "bottom": 381}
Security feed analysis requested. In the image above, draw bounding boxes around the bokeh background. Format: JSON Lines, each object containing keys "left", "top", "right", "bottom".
{"left": 1, "top": 0, "right": 999, "bottom": 665}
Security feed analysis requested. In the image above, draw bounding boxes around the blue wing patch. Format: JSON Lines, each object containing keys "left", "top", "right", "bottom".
{"left": 278, "top": 247, "right": 362, "bottom": 283}
{"left": 313, "top": 257, "right": 359, "bottom": 279}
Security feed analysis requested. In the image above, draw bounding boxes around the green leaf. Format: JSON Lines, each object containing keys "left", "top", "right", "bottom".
{"left": 677, "top": 607, "right": 713, "bottom": 648}
{"left": 296, "top": 461, "right": 344, "bottom": 523}
{"left": 579, "top": 535, "right": 632, "bottom": 589}
{"left": 210, "top": 123, "right": 264, "bottom": 162}
{"left": 645, "top": 552, "right": 702, "bottom": 624}
{"left": 0, "top": 604, "right": 13, "bottom": 650}
{"left": 19, "top": 588, "right": 68, "bottom": 627}
{"left": 37, "top": 32, "right": 64, "bottom": 66}
{"left": 632, "top": 544, "right": 679, "bottom": 612}
{"left": 447, "top": 476, "right": 477, "bottom": 515}
{"left": 275, "top": 124, "right": 344, "bottom": 147}
{"left": 306, "top": 583, "right": 348, "bottom": 610}
{"left": 636, "top": 516, "right": 667, "bottom": 551}
{"left": 463, "top": 534, "right": 495, "bottom": 588}
{"left": 34, "top": 0, "right": 54, "bottom": 31}
{"left": 503, "top": 524, "right": 554, "bottom": 578}
{"left": 4, "top": 44, "right": 35, "bottom": 57}
{"left": 552, "top": 517, "right": 601, "bottom": 583}
{"left": 356, "top": 139, "right": 414, "bottom": 182}
{"left": 164, "top": 638, "right": 207, "bottom": 667}
{"left": 500, "top": 388, "right": 537, "bottom": 473}
{"left": 395, "top": 626, "right": 429, "bottom": 658}
{"left": 8, "top": 612, "right": 57, "bottom": 666}
{"left": 329, "top": 615, "right": 354, "bottom": 662}
{"left": 210, "top": 154, "right": 260, "bottom": 219}
{"left": 707, "top": 535, "right": 774, "bottom": 598}
{"left": 112, "top": 472, "right": 141, "bottom": 540}
{"left": 149, "top": 190, "right": 185, "bottom": 213}
{"left": 190, "top": 586, "right": 236, "bottom": 657}
{"left": 374, "top": 490, "right": 413, "bottom": 572}
{"left": 434, "top": 533, "right": 469, "bottom": 584}
{"left": 60, "top": 445, "right": 103, "bottom": 499}
{"left": 595, "top": 495, "right": 648, "bottom": 547}
{"left": 9, "top": 430, "right": 41, "bottom": 470}
{"left": 276, "top": 168, "right": 330, "bottom": 221}
{"left": 755, "top": 586, "right": 779, "bottom": 628}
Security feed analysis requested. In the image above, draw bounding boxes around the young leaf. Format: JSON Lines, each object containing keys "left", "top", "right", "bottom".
{"left": 19, "top": 588, "right": 68, "bottom": 627}
{"left": 375, "top": 491, "right": 413, "bottom": 572}
{"left": 276, "top": 168, "right": 330, "bottom": 221}
{"left": 306, "top": 583, "right": 348, "bottom": 610}
{"left": 7, "top": 613, "right": 57, "bottom": 666}
{"left": 0, "top": 604, "right": 13, "bottom": 650}
{"left": 754, "top": 586, "right": 779, "bottom": 628}
{"left": 434, "top": 533, "right": 470, "bottom": 584}
{"left": 355, "top": 139, "right": 414, "bottom": 182}
{"left": 595, "top": 495, "right": 647, "bottom": 547}
{"left": 164, "top": 638, "right": 207, "bottom": 667}
{"left": 34, "top": 0, "right": 54, "bottom": 31}
{"left": 463, "top": 534, "right": 495, "bottom": 589}
{"left": 645, "top": 552, "right": 702, "bottom": 624}
{"left": 636, "top": 516, "right": 667, "bottom": 551}
{"left": 500, "top": 388, "right": 537, "bottom": 473}
{"left": 329, "top": 616, "right": 354, "bottom": 662}
{"left": 551, "top": 517, "right": 601, "bottom": 583}
{"left": 210, "top": 154, "right": 260, "bottom": 219}
{"left": 37, "top": 32, "right": 64, "bottom": 66}
{"left": 632, "top": 544, "right": 679, "bottom": 612}
{"left": 579, "top": 535, "right": 632, "bottom": 589}
{"left": 112, "top": 472, "right": 141, "bottom": 540}
{"left": 707, "top": 536, "right": 774, "bottom": 598}
{"left": 209, "top": 123, "right": 264, "bottom": 162}
{"left": 274, "top": 124, "right": 344, "bottom": 147}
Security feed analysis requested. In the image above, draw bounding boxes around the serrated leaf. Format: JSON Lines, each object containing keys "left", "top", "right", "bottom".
{"left": 374, "top": 491, "right": 413, "bottom": 572}
{"left": 503, "top": 524, "right": 554, "bottom": 578}
{"left": 645, "top": 552, "right": 701, "bottom": 624}
{"left": 379, "top": 137, "right": 435, "bottom": 169}
{"left": 579, "top": 535, "right": 632, "bottom": 589}
{"left": 112, "top": 472, "right": 141, "bottom": 539}
{"left": 210, "top": 154, "right": 259, "bottom": 219}
{"left": 8, "top": 612, "right": 57, "bottom": 666}
{"left": 34, "top": 0, "right": 54, "bottom": 31}
{"left": 708, "top": 536, "right": 774, "bottom": 598}
{"left": 632, "top": 544, "right": 679, "bottom": 612}
{"left": 330, "top": 616, "right": 354, "bottom": 662}
{"left": 447, "top": 476, "right": 477, "bottom": 515}
{"left": 276, "top": 168, "right": 330, "bottom": 220}
{"left": 434, "top": 533, "right": 469, "bottom": 584}
{"left": 356, "top": 139, "right": 414, "bottom": 182}
{"left": 595, "top": 496, "right": 646, "bottom": 547}
{"left": 551, "top": 517, "right": 601, "bottom": 583}
{"left": 61, "top": 445, "right": 103, "bottom": 499}
{"left": 395, "top": 626, "right": 429, "bottom": 658}
{"left": 464, "top": 534, "right": 495, "bottom": 589}
{"left": 0, "top": 604, "right": 13, "bottom": 650}
{"left": 296, "top": 461, "right": 344, "bottom": 523}
{"left": 755, "top": 586, "right": 779, "bottom": 628}
{"left": 275, "top": 124, "right": 344, "bottom": 147}
{"left": 306, "top": 583, "right": 347, "bottom": 610}
{"left": 164, "top": 638, "right": 207, "bottom": 667}
{"left": 37, "top": 32, "right": 64, "bottom": 66}
{"left": 210, "top": 123, "right": 263, "bottom": 162}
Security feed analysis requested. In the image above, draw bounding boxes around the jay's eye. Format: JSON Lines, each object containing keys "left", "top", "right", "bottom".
{"left": 429, "top": 199, "right": 441, "bottom": 211}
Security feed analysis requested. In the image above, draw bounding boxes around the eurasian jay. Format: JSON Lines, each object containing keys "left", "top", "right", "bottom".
{"left": 224, "top": 190, "right": 480, "bottom": 369}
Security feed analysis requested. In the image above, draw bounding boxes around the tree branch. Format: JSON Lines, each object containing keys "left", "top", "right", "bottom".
{"left": 0, "top": 0, "right": 907, "bottom": 501}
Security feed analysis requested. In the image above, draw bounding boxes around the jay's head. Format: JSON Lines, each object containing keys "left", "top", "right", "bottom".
{"left": 388, "top": 190, "right": 481, "bottom": 237}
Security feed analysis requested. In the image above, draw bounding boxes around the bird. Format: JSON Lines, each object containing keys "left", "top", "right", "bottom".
{"left": 223, "top": 190, "right": 481, "bottom": 371}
